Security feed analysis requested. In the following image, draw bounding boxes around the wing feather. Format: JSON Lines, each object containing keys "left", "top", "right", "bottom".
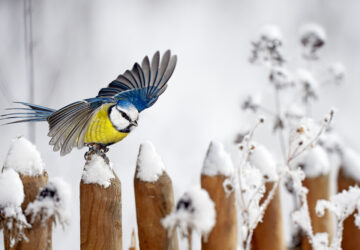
{"left": 96, "top": 50, "right": 177, "bottom": 112}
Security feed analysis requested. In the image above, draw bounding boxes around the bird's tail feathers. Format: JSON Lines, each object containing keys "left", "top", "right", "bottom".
{"left": 1, "top": 102, "right": 55, "bottom": 125}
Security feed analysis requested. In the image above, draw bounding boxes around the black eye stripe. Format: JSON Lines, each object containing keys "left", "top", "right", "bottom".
{"left": 120, "top": 110, "right": 131, "bottom": 121}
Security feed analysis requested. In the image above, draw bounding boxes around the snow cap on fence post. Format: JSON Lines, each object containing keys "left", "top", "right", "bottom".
{"left": 0, "top": 168, "right": 29, "bottom": 248}
{"left": 134, "top": 141, "right": 179, "bottom": 250}
{"left": 202, "top": 141, "right": 233, "bottom": 177}
{"left": 136, "top": 141, "right": 165, "bottom": 182}
{"left": 81, "top": 153, "right": 115, "bottom": 188}
{"left": 4, "top": 136, "right": 45, "bottom": 176}
{"left": 248, "top": 142, "right": 278, "bottom": 181}
{"left": 291, "top": 145, "right": 330, "bottom": 178}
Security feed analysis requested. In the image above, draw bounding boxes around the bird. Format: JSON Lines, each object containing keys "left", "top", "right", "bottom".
{"left": 1, "top": 50, "right": 177, "bottom": 158}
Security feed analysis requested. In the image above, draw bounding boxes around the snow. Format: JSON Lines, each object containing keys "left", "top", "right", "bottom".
{"left": 291, "top": 145, "right": 330, "bottom": 178}
{"left": 81, "top": 154, "right": 115, "bottom": 188}
{"left": 0, "top": 168, "right": 24, "bottom": 209}
{"left": 297, "top": 68, "right": 319, "bottom": 93}
{"left": 25, "top": 177, "right": 71, "bottom": 227}
{"left": 259, "top": 24, "right": 283, "bottom": 42}
{"left": 161, "top": 186, "right": 216, "bottom": 240}
{"left": 329, "top": 62, "right": 346, "bottom": 83}
{"left": 341, "top": 147, "right": 360, "bottom": 182}
{"left": 313, "top": 233, "right": 329, "bottom": 250}
{"left": 202, "top": 141, "right": 234, "bottom": 177}
{"left": 136, "top": 141, "right": 165, "bottom": 182}
{"left": 289, "top": 117, "right": 318, "bottom": 156}
{"left": 4, "top": 136, "right": 45, "bottom": 176}
{"left": 269, "top": 66, "right": 294, "bottom": 89}
{"left": 249, "top": 143, "right": 278, "bottom": 181}
{"left": 299, "top": 23, "right": 327, "bottom": 44}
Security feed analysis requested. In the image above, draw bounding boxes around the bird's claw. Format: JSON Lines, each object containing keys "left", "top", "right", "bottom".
{"left": 84, "top": 144, "right": 110, "bottom": 164}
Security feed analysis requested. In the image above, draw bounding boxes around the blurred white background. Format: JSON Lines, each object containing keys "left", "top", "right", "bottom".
{"left": 1, "top": 0, "right": 359, "bottom": 249}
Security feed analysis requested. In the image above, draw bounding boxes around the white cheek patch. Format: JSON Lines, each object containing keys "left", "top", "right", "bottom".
{"left": 110, "top": 108, "right": 129, "bottom": 130}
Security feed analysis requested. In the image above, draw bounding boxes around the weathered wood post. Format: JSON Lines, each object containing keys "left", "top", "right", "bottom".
{"left": 291, "top": 146, "right": 333, "bottom": 250}
{"left": 249, "top": 143, "right": 286, "bottom": 250}
{"left": 134, "top": 141, "right": 178, "bottom": 250}
{"left": 2, "top": 137, "right": 50, "bottom": 250}
{"left": 200, "top": 141, "right": 237, "bottom": 250}
{"left": 80, "top": 152, "right": 122, "bottom": 250}
{"left": 337, "top": 147, "right": 360, "bottom": 250}
{"left": 128, "top": 229, "right": 138, "bottom": 250}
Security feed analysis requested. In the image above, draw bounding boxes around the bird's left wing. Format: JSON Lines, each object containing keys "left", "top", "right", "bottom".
{"left": 47, "top": 98, "right": 113, "bottom": 156}
{"left": 97, "top": 50, "right": 177, "bottom": 112}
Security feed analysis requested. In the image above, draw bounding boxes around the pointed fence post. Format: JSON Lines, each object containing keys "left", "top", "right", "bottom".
{"left": 294, "top": 146, "right": 333, "bottom": 250}
{"left": 249, "top": 143, "right": 285, "bottom": 250}
{"left": 2, "top": 137, "right": 50, "bottom": 250}
{"left": 134, "top": 142, "right": 178, "bottom": 250}
{"left": 80, "top": 152, "right": 122, "bottom": 250}
{"left": 251, "top": 182, "right": 285, "bottom": 250}
{"left": 337, "top": 147, "right": 360, "bottom": 250}
{"left": 200, "top": 141, "right": 237, "bottom": 250}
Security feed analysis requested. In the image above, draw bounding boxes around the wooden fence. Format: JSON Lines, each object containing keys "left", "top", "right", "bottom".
{"left": 2, "top": 145, "right": 359, "bottom": 250}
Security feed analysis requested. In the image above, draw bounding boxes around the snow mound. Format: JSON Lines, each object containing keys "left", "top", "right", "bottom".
{"left": 82, "top": 154, "right": 115, "bottom": 188}
{"left": 4, "top": 136, "right": 45, "bottom": 176}
{"left": 292, "top": 145, "right": 330, "bottom": 178}
{"left": 0, "top": 168, "right": 24, "bottom": 208}
{"left": 259, "top": 24, "right": 283, "bottom": 42}
{"left": 202, "top": 141, "right": 233, "bottom": 177}
{"left": 136, "top": 141, "right": 165, "bottom": 182}
{"left": 249, "top": 143, "right": 278, "bottom": 181}
{"left": 162, "top": 186, "right": 216, "bottom": 239}
{"left": 26, "top": 177, "right": 71, "bottom": 227}
{"left": 341, "top": 147, "right": 360, "bottom": 182}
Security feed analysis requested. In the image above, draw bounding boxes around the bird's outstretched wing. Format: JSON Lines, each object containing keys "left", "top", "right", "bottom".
{"left": 47, "top": 98, "right": 112, "bottom": 156}
{"left": 97, "top": 50, "right": 177, "bottom": 112}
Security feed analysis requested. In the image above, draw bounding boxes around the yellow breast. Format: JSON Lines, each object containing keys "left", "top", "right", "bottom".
{"left": 84, "top": 104, "right": 129, "bottom": 145}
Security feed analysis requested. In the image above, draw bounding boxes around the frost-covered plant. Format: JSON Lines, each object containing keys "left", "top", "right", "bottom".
{"left": 315, "top": 186, "right": 360, "bottom": 250}
{"left": 240, "top": 22, "right": 342, "bottom": 249}
{"left": 25, "top": 177, "right": 71, "bottom": 229}
{"left": 162, "top": 186, "right": 216, "bottom": 250}
{"left": 0, "top": 168, "right": 30, "bottom": 247}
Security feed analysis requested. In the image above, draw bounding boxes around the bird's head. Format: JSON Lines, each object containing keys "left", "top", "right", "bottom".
{"left": 109, "top": 100, "right": 139, "bottom": 133}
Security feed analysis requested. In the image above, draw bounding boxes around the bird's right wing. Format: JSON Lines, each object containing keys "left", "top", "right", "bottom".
{"left": 47, "top": 98, "right": 113, "bottom": 156}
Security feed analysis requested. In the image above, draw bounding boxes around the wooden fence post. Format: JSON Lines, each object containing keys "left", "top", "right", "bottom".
{"left": 3, "top": 137, "right": 50, "bottom": 250}
{"left": 337, "top": 147, "right": 360, "bottom": 250}
{"left": 252, "top": 182, "right": 285, "bottom": 250}
{"left": 134, "top": 142, "right": 178, "bottom": 250}
{"left": 80, "top": 152, "right": 122, "bottom": 250}
{"left": 200, "top": 141, "right": 237, "bottom": 250}
{"left": 301, "top": 173, "right": 332, "bottom": 250}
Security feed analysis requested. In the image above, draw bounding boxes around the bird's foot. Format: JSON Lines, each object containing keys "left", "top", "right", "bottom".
{"left": 84, "top": 144, "right": 110, "bottom": 164}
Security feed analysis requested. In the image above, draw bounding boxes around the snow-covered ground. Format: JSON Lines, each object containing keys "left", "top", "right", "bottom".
{"left": 1, "top": 0, "right": 360, "bottom": 249}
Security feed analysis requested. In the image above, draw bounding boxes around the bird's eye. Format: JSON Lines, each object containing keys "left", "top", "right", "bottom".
{"left": 120, "top": 111, "right": 131, "bottom": 121}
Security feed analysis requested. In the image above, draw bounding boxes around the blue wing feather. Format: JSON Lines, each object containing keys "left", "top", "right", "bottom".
{"left": 97, "top": 50, "right": 177, "bottom": 112}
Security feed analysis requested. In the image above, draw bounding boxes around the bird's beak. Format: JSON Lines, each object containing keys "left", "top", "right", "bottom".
{"left": 132, "top": 121, "right": 138, "bottom": 127}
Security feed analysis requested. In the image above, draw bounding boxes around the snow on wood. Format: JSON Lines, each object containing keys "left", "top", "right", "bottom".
{"left": 341, "top": 147, "right": 360, "bottom": 182}
{"left": 135, "top": 141, "right": 165, "bottom": 182}
{"left": 26, "top": 177, "right": 71, "bottom": 227}
{"left": 0, "top": 168, "right": 24, "bottom": 208}
{"left": 4, "top": 136, "right": 45, "bottom": 176}
{"left": 291, "top": 145, "right": 330, "bottom": 178}
{"left": 202, "top": 141, "right": 234, "bottom": 177}
{"left": 162, "top": 186, "right": 216, "bottom": 241}
{"left": 81, "top": 153, "right": 115, "bottom": 188}
{"left": 249, "top": 143, "right": 278, "bottom": 181}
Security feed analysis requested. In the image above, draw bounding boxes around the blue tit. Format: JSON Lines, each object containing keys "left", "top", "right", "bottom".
{"left": 1, "top": 50, "right": 177, "bottom": 156}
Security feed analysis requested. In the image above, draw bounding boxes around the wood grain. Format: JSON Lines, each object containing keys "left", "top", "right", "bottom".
{"left": 4, "top": 172, "right": 50, "bottom": 250}
{"left": 80, "top": 172, "right": 122, "bottom": 250}
{"left": 301, "top": 173, "right": 333, "bottom": 250}
{"left": 201, "top": 175, "right": 237, "bottom": 250}
{"left": 338, "top": 168, "right": 360, "bottom": 250}
{"left": 252, "top": 182, "right": 286, "bottom": 250}
{"left": 134, "top": 169, "right": 178, "bottom": 250}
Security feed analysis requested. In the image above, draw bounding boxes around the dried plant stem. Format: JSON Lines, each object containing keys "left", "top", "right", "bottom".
{"left": 187, "top": 228, "right": 192, "bottom": 250}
